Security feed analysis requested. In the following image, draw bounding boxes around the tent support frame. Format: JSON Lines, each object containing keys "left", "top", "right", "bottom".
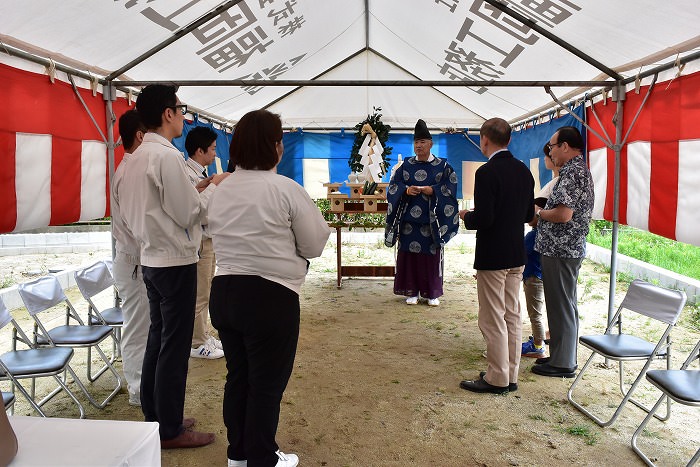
{"left": 105, "top": 0, "right": 245, "bottom": 81}
{"left": 481, "top": 0, "right": 622, "bottom": 80}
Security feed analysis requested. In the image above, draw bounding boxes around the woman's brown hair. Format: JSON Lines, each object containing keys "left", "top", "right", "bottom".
{"left": 228, "top": 109, "right": 283, "bottom": 171}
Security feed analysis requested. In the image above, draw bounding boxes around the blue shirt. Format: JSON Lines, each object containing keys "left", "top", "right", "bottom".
{"left": 523, "top": 227, "right": 541, "bottom": 280}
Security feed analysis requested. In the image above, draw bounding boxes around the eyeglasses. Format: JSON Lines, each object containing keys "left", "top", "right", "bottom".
{"left": 545, "top": 141, "right": 563, "bottom": 152}
{"left": 168, "top": 104, "right": 188, "bottom": 115}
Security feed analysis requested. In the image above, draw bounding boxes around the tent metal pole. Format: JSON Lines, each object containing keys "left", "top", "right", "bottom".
{"left": 620, "top": 75, "right": 657, "bottom": 146}
{"left": 512, "top": 50, "right": 700, "bottom": 127}
{"left": 545, "top": 87, "right": 611, "bottom": 146}
{"left": 67, "top": 75, "right": 108, "bottom": 144}
{"left": 263, "top": 49, "right": 367, "bottom": 112}
{"left": 481, "top": 0, "right": 623, "bottom": 80}
{"left": 104, "top": 84, "right": 117, "bottom": 266}
{"left": 621, "top": 49, "right": 700, "bottom": 85}
{"left": 113, "top": 79, "right": 615, "bottom": 87}
{"left": 607, "top": 81, "right": 626, "bottom": 331}
{"left": 105, "top": 0, "right": 245, "bottom": 81}
{"left": 364, "top": 0, "right": 370, "bottom": 49}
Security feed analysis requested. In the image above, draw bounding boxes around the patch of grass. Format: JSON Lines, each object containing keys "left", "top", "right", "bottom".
{"left": 562, "top": 424, "right": 600, "bottom": 446}
{"left": 0, "top": 276, "right": 14, "bottom": 289}
{"left": 528, "top": 414, "right": 547, "bottom": 422}
{"left": 683, "top": 304, "right": 700, "bottom": 331}
{"left": 641, "top": 429, "right": 662, "bottom": 439}
{"left": 588, "top": 222, "right": 700, "bottom": 280}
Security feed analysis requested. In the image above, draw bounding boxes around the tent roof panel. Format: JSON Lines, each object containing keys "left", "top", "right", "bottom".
{"left": 1, "top": 0, "right": 699, "bottom": 125}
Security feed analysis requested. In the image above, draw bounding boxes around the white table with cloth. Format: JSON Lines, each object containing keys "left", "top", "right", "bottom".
{"left": 8, "top": 415, "right": 160, "bottom": 466}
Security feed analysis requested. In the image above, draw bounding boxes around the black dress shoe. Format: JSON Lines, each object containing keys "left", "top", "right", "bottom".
{"left": 460, "top": 377, "right": 509, "bottom": 394}
{"left": 531, "top": 362, "right": 576, "bottom": 378}
{"left": 479, "top": 371, "right": 517, "bottom": 392}
{"left": 535, "top": 356, "right": 550, "bottom": 365}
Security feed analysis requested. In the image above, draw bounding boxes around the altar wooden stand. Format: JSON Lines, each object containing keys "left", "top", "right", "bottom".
{"left": 324, "top": 182, "right": 394, "bottom": 288}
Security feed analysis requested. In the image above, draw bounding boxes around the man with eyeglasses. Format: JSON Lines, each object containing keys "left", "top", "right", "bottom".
{"left": 532, "top": 126, "right": 594, "bottom": 378}
{"left": 117, "top": 84, "right": 229, "bottom": 449}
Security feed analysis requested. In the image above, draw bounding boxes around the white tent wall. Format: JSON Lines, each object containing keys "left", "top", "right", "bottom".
{"left": 2, "top": 0, "right": 700, "bottom": 240}
{"left": 267, "top": 51, "right": 486, "bottom": 129}
{"left": 2, "top": 0, "right": 699, "bottom": 125}
{"left": 1, "top": 0, "right": 700, "bottom": 333}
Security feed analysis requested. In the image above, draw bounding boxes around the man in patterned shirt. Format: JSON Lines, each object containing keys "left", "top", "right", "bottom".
{"left": 532, "top": 126, "right": 594, "bottom": 378}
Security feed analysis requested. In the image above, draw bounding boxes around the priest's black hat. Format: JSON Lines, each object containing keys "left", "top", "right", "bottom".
{"left": 414, "top": 119, "right": 432, "bottom": 141}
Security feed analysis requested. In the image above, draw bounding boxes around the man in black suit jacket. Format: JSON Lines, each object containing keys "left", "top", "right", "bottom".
{"left": 459, "top": 117, "right": 535, "bottom": 394}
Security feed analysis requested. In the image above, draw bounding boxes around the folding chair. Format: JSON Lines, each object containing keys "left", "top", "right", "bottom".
{"left": 74, "top": 260, "right": 124, "bottom": 360}
{"left": 567, "top": 279, "right": 687, "bottom": 427}
{"left": 0, "top": 298, "right": 85, "bottom": 418}
{"left": 2, "top": 392, "right": 15, "bottom": 410}
{"left": 17, "top": 275, "right": 122, "bottom": 409}
{"left": 631, "top": 338, "right": 700, "bottom": 466}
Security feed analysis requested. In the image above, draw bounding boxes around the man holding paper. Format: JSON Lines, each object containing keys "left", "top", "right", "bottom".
{"left": 385, "top": 119, "right": 460, "bottom": 307}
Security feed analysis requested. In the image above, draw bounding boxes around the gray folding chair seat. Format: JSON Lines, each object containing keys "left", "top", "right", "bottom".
{"left": 17, "top": 274, "right": 122, "bottom": 409}
{"left": 647, "top": 370, "right": 700, "bottom": 403}
{"left": 0, "top": 298, "right": 85, "bottom": 418}
{"left": 1, "top": 347, "right": 75, "bottom": 375}
{"left": 567, "top": 279, "right": 687, "bottom": 427}
{"left": 34, "top": 325, "right": 114, "bottom": 347}
{"left": 579, "top": 334, "right": 662, "bottom": 358}
{"left": 2, "top": 391, "right": 15, "bottom": 409}
{"left": 632, "top": 338, "right": 700, "bottom": 466}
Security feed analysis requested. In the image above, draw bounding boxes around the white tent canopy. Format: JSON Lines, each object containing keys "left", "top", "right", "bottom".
{"left": 2, "top": 0, "right": 699, "bottom": 129}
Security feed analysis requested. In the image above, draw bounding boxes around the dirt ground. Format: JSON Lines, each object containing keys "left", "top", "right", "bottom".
{"left": 2, "top": 237, "right": 699, "bottom": 467}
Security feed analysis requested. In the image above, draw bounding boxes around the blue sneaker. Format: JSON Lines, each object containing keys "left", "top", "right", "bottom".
{"left": 521, "top": 337, "right": 546, "bottom": 358}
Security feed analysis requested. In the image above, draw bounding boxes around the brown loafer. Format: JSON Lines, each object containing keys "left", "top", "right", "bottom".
{"left": 161, "top": 430, "right": 215, "bottom": 449}
{"left": 183, "top": 417, "right": 196, "bottom": 429}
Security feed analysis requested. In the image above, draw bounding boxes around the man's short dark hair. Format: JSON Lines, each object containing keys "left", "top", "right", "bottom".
{"left": 118, "top": 109, "right": 145, "bottom": 150}
{"left": 228, "top": 110, "right": 283, "bottom": 171}
{"left": 555, "top": 126, "right": 584, "bottom": 151}
{"left": 185, "top": 126, "right": 218, "bottom": 157}
{"left": 480, "top": 117, "right": 511, "bottom": 147}
{"left": 136, "top": 84, "right": 177, "bottom": 130}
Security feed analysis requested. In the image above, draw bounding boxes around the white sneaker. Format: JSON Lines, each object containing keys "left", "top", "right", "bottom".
{"left": 406, "top": 296, "right": 419, "bottom": 305}
{"left": 428, "top": 298, "right": 440, "bottom": 306}
{"left": 274, "top": 451, "right": 298, "bottom": 467}
{"left": 227, "top": 459, "right": 247, "bottom": 467}
{"left": 128, "top": 396, "right": 141, "bottom": 407}
{"left": 190, "top": 340, "right": 225, "bottom": 359}
{"left": 208, "top": 336, "right": 224, "bottom": 350}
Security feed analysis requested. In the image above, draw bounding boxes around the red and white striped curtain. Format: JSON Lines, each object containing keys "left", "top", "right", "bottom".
{"left": 0, "top": 63, "right": 131, "bottom": 233}
{"left": 587, "top": 70, "right": 700, "bottom": 247}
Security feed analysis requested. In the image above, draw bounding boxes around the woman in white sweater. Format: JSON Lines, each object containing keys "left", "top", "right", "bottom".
{"left": 208, "top": 109, "right": 330, "bottom": 467}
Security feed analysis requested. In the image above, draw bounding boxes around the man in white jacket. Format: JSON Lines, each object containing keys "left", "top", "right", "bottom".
{"left": 117, "top": 84, "right": 229, "bottom": 449}
{"left": 111, "top": 109, "right": 149, "bottom": 407}
{"left": 184, "top": 126, "right": 224, "bottom": 360}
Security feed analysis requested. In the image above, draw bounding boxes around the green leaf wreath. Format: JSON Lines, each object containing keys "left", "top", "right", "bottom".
{"left": 348, "top": 107, "right": 393, "bottom": 174}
